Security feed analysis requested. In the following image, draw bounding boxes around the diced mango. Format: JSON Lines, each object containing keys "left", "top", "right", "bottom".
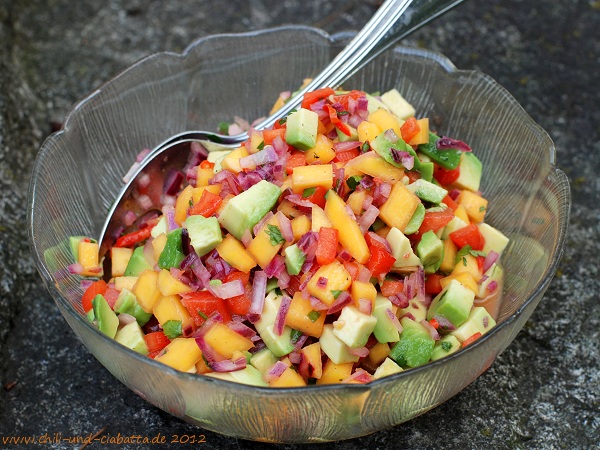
{"left": 316, "top": 360, "right": 354, "bottom": 385}
{"left": 277, "top": 199, "right": 303, "bottom": 219}
{"left": 452, "top": 253, "right": 482, "bottom": 281}
{"left": 285, "top": 292, "right": 327, "bottom": 337}
{"left": 305, "top": 134, "right": 335, "bottom": 164}
{"left": 407, "top": 117, "right": 430, "bottom": 146}
{"left": 195, "top": 355, "right": 212, "bottom": 374}
{"left": 350, "top": 280, "right": 377, "bottom": 308}
{"left": 155, "top": 338, "right": 202, "bottom": 372}
{"left": 357, "top": 120, "right": 381, "bottom": 144}
{"left": 311, "top": 204, "right": 333, "bottom": 232}
{"left": 291, "top": 215, "right": 311, "bottom": 241}
{"left": 325, "top": 190, "right": 370, "bottom": 264}
{"left": 77, "top": 240, "right": 102, "bottom": 277}
{"left": 367, "top": 108, "right": 401, "bottom": 137}
{"left": 454, "top": 204, "right": 470, "bottom": 224}
{"left": 153, "top": 294, "right": 194, "bottom": 331}
{"left": 343, "top": 151, "right": 405, "bottom": 184}
{"left": 441, "top": 272, "right": 479, "bottom": 295}
{"left": 270, "top": 365, "right": 307, "bottom": 388}
{"left": 247, "top": 216, "right": 284, "bottom": 269}
{"left": 379, "top": 182, "right": 420, "bottom": 233}
{"left": 216, "top": 234, "right": 257, "bottom": 273}
{"left": 203, "top": 322, "right": 254, "bottom": 359}
{"left": 174, "top": 185, "right": 194, "bottom": 225}
{"left": 439, "top": 238, "right": 458, "bottom": 273}
{"left": 458, "top": 190, "right": 488, "bottom": 223}
{"left": 301, "top": 342, "right": 323, "bottom": 379}
{"left": 346, "top": 189, "right": 366, "bottom": 215}
{"left": 157, "top": 269, "right": 193, "bottom": 296}
{"left": 132, "top": 270, "right": 161, "bottom": 313}
{"left": 248, "top": 130, "right": 264, "bottom": 154}
{"left": 307, "top": 260, "right": 352, "bottom": 306}
{"left": 113, "top": 276, "right": 138, "bottom": 292}
{"left": 196, "top": 167, "right": 213, "bottom": 187}
{"left": 152, "top": 233, "right": 168, "bottom": 262}
{"left": 367, "top": 342, "right": 391, "bottom": 366}
{"left": 292, "top": 164, "right": 334, "bottom": 194}
{"left": 110, "top": 247, "right": 133, "bottom": 278}
{"left": 220, "top": 146, "right": 249, "bottom": 174}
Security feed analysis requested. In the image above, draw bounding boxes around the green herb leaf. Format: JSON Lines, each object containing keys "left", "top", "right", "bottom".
{"left": 331, "top": 290, "right": 343, "bottom": 299}
{"left": 290, "top": 328, "right": 302, "bottom": 344}
{"left": 479, "top": 206, "right": 486, "bottom": 212}
{"left": 266, "top": 224, "right": 285, "bottom": 246}
{"left": 218, "top": 122, "right": 230, "bottom": 134}
{"left": 361, "top": 142, "right": 370, "bottom": 153}
{"left": 338, "top": 110, "right": 350, "bottom": 116}
{"left": 209, "top": 279, "right": 222, "bottom": 286}
{"left": 197, "top": 310, "right": 208, "bottom": 320}
{"left": 441, "top": 341, "right": 452, "bottom": 351}
{"left": 455, "top": 245, "right": 486, "bottom": 265}
{"left": 257, "top": 141, "right": 265, "bottom": 150}
{"left": 302, "top": 187, "right": 316, "bottom": 198}
{"left": 346, "top": 175, "right": 362, "bottom": 190}
{"left": 307, "top": 310, "right": 321, "bottom": 323}
{"left": 163, "top": 320, "right": 182, "bottom": 340}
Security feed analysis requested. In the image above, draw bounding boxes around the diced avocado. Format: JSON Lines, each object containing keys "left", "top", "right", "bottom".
{"left": 332, "top": 305, "right": 377, "bottom": 348}
{"left": 416, "top": 230, "right": 444, "bottom": 270}
{"left": 418, "top": 160, "right": 434, "bottom": 183}
{"left": 430, "top": 334, "right": 461, "bottom": 361}
{"left": 453, "top": 152, "right": 482, "bottom": 192}
{"left": 404, "top": 203, "right": 425, "bottom": 235}
{"left": 184, "top": 215, "right": 222, "bottom": 257}
{"left": 114, "top": 321, "right": 149, "bottom": 355}
{"left": 418, "top": 133, "right": 462, "bottom": 170}
{"left": 450, "top": 306, "right": 496, "bottom": 342}
{"left": 427, "top": 279, "right": 475, "bottom": 329}
{"left": 373, "top": 357, "right": 403, "bottom": 379}
{"left": 398, "top": 298, "right": 428, "bottom": 322}
{"left": 218, "top": 180, "right": 281, "bottom": 240}
{"left": 319, "top": 324, "right": 359, "bottom": 364}
{"left": 205, "top": 365, "right": 269, "bottom": 387}
{"left": 389, "top": 317, "right": 435, "bottom": 368}
{"left": 206, "top": 149, "right": 232, "bottom": 173}
{"left": 478, "top": 223, "right": 510, "bottom": 255}
{"left": 250, "top": 348, "right": 279, "bottom": 374}
{"left": 407, "top": 179, "right": 448, "bottom": 204}
{"left": 124, "top": 246, "right": 153, "bottom": 277}
{"left": 284, "top": 244, "right": 306, "bottom": 276}
{"left": 253, "top": 291, "right": 295, "bottom": 357}
{"left": 478, "top": 263, "right": 504, "bottom": 298}
{"left": 365, "top": 93, "right": 389, "bottom": 114}
{"left": 336, "top": 124, "right": 358, "bottom": 142}
{"left": 285, "top": 108, "right": 319, "bottom": 150}
{"left": 158, "top": 227, "right": 185, "bottom": 269}
{"left": 151, "top": 216, "right": 167, "bottom": 238}
{"left": 370, "top": 131, "right": 414, "bottom": 169}
{"left": 380, "top": 89, "right": 415, "bottom": 120}
{"left": 386, "top": 227, "right": 422, "bottom": 270}
{"left": 113, "top": 288, "right": 152, "bottom": 326}
{"left": 441, "top": 215, "right": 468, "bottom": 240}
{"left": 372, "top": 294, "right": 401, "bottom": 343}
{"left": 265, "top": 277, "right": 279, "bottom": 293}
{"left": 92, "top": 294, "right": 119, "bottom": 338}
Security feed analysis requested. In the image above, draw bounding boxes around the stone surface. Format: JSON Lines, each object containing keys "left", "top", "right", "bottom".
{"left": 0, "top": 0, "right": 598, "bottom": 449}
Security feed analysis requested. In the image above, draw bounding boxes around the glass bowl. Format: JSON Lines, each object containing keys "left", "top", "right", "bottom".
{"left": 27, "top": 25, "right": 570, "bottom": 443}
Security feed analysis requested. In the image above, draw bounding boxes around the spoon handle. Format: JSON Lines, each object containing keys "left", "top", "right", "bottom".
{"left": 255, "top": 0, "right": 467, "bottom": 130}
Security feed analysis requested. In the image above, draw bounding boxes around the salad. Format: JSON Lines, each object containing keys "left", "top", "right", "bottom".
{"left": 73, "top": 86, "right": 509, "bottom": 387}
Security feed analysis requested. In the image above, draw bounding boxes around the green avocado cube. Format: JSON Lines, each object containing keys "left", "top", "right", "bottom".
{"left": 92, "top": 294, "right": 119, "bottom": 338}
{"left": 450, "top": 306, "right": 496, "bottom": 342}
{"left": 453, "top": 152, "right": 482, "bottom": 192}
{"left": 206, "top": 365, "right": 268, "bottom": 387}
{"left": 114, "top": 321, "right": 149, "bottom": 355}
{"left": 406, "top": 179, "right": 448, "bottom": 204}
{"left": 113, "top": 288, "right": 152, "bottom": 326}
{"left": 389, "top": 317, "right": 435, "bottom": 368}
{"left": 373, "top": 357, "right": 403, "bottom": 379}
{"left": 430, "top": 334, "right": 461, "bottom": 361}
{"left": 253, "top": 291, "right": 295, "bottom": 358}
{"left": 217, "top": 180, "right": 281, "bottom": 240}
{"left": 404, "top": 203, "right": 426, "bottom": 235}
{"left": 427, "top": 279, "right": 475, "bottom": 329}
{"left": 249, "top": 348, "right": 279, "bottom": 374}
{"left": 416, "top": 230, "right": 444, "bottom": 269}
{"left": 157, "top": 227, "right": 185, "bottom": 269}
{"left": 332, "top": 305, "right": 377, "bottom": 349}
{"left": 285, "top": 108, "right": 319, "bottom": 150}
{"left": 184, "top": 215, "right": 222, "bottom": 257}
{"left": 284, "top": 244, "right": 306, "bottom": 276}
{"left": 319, "top": 324, "right": 360, "bottom": 365}
{"left": 124, "top": 245, "right": 153, "bottom": 276}
{"left": 372, "top": 294, "right": 401, "bottom": 344}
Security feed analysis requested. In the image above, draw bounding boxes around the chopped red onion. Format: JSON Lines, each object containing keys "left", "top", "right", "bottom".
{"left": 248, "top": 271, "right": 267, "bottom": 316}
{"left": 284, "top": 192, "right": 314, "bottom": 209}
{"left": 356, "top": 265, "right": 372, "bottom": 283}
{"left": 449, "top": 189, "right": 461, "bottom": 200}
{"left": 401, "top": 312, "right": 416, "bottom": 321}
{"left": 195, "top": 336, "right": 221, "bottom": 363}
{"left": 478, "top": 274, "right": 489, "bottom": 285}
{"left": 310, "top": 295, "right": 330, "bottom": 312}
{"left": 123, "top": 210, "right": 137, "bottom": 227}
{"left": 137, "top": 194, "right": 153, "bottom": 211}
{"left": 349, "top": 346, "right": 370, "bottom": 358}
{"left": 436, "top": 136, "right": 472, "bottom": 152}
{"left": 239, "top": 145, "right": 278, "bottom": 169}
{"left": 163, "top": 169, "right": 184, "bottom": 196}
{"left": 310, "top": 99, "right": 327, "bottom": 112}
{"left": 277, "top": 270, "right": 291, "bottom": 290}
{"left": 122, "top": 162, "right": 141, "bottom": 183}
{"left": 118, "top": 313, "right": 137, "bottom": 327}
{"left": 162, "top": 205, "right": 178, "bottom": 232}
{"left": 384, "top": 129, "right": 399, "bottom": 143}
{"left": 343, "top": 368, "right": 373, "bottom": 384}
{"left": 241, "top": 228, "right": 252, "bottom": 247}
{"left": 266, "top": 360, "right": 288, "bottom": 381}
{"left": 327, "top": 291, "right": 352, "bottom": 314}
{"left": 348, "top": 113, "right": 364, "bottom": 129}
{"left": 366, "top": 231, "right": 392, "bottom": 254}
{"left": 362, "top": 194, "right": 374, "bottom": 212}
{"left": 210, "top": 170, "right": 241, "bottom": 196}
{"left": 421, "top": 319, "right": 440, "bottom": 340}
{"left": 357, "top": 298, "right": 372, "bottom": 315}
{"left": 433, "top": 315, "right": 456, "bottom": 331}
{"left": 273, "top": 295, "right": 292, "bottom": 336}
{"left": 227, "top": 321, "right": 257, "bottom": 339}
{"left": 416, "top": 267, "right": 426, "bottom": 303}
{"left": 386, "top": 308, "right": 404, "bottom": 334}
{"left": 208, "top": 279, "right": 245, "bottom": 299}
{"left": 210, "top": 356, "right": 247, "bottom": 373}
{"left": 316, "top": 276, "right": 328, "bottom": 289}
{"left": 389, "top": 292, "right": 409, "bottom": 308}
{"left": 488, "top": 280, "right": 498, "bottom": 292}
{"left": 333, "top": 140, "right": 361, "bottom": 153}
{"left": 360, "top": 176, "right": 375, "bottom": 190}
{"left": 271, "top": 136, "right": 289, "bottom": 156}
{"left": 293, "top": 334, "right": 309, "bottom": 351}
{"left": 68, "top": 263, "right": 83, "bottom": 275}
{"left": 276, "top": 211, "right": 294, "bottom": 242}
{"left": 253, "top": 211, "right": 274, "bottom": 236}
{"left": 338, "top": 249, "right": 352, "bottom": 262}
{"left": 482, "top": 250, "right": 499, "bottom": 273}
{"left": 138, "top": 172, "right": 151, "bottom": 190}
{"left": 264, "top": 254, "right": 286, "bottom": 278}
{"left": 288, "top": 351, "right": 302, "bottom": 365}
{"left": 372, "top": 182, "right": 391, "bottom": 206}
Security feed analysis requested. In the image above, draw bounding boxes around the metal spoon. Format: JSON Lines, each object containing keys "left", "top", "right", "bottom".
{"left": 99, "top": 0, "right": 466, "bottom": 255}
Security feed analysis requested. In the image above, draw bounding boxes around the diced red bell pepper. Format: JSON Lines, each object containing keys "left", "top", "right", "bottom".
{"left": 462, "top": 331, "right": 482, "bottom": 348}
{"left": 180, "top": 291, "right": 232, "bottom": 326}
{"left": 302, "top": 185, "right": 327, "bottom": 208}
{"left": 434, "top": 164, "right": 461, "bottom": 186}
{"left": 263, "top": 127, "right": 286, "bottom": 145}
{"left": 441, "top": 193, "right": 459, "bottom": 211}
{"left": 316, "top": 227, "right": 339, "bottom": 266}
{"left": 424, "top": 273, "right": 444, "bottom": 295}
{"left": 413, "top": 208, "right": 455, "bottom": 242}
{"left": 405, "top": 170, "right": 421, "bottom": 184}
{"left": 367, "top": 246, "right": 396, "bottom": 278}
{"left": 325, "top": 104, "right": 351, "bottom": 137}
{"left": 301, "top": 87, "right": 335, "bottom": 110}
{"left": 343, "top": 261, "right": 360, "bottom": 280}
{"left": 144, "top": 331, "right": 170, "bottom": 353}
{"left": 449, "top": 224, "right": 485, "bottom": 251}
{"left": 188, "top": 189, "right": 222, "bottom": 218}
{"left": 380, "top": 279, "right": 404, "bottom": 297}
{"left": 223, "top": 271, "right": 253, "bottom": 316}
{"left": 400, "top": 117, "right": 420, "bottom": 143}
{"left": 200, "top": 159, "right": 215, "bottom": 169}
{"left": 114, "top": 226, "right": 154, "bottom": 248}
{"left": 286, "top": 151, "right": 307, "bottom": 175}
{"left": 333, "top": 147, "right": 360, "bottom": 163}
{"left": 81, "top": 280, "right": 107, "bottom": 313}
{"left": 331, "top": 90, "right": 366, "bottom": 111}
